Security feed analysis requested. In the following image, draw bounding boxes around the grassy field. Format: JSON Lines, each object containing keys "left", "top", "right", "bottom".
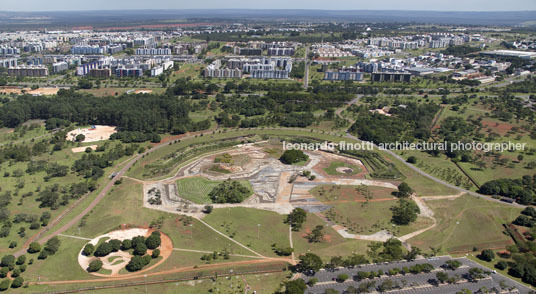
{"left": 409, "top": 195, "right": 522, "bottom": 254}
{"left": 176, "top": 177, "right": 221, "bottom": 204}
{"left": 323, "top": 161, "right": 361, "bottom": 175}
{"left": 176, "top": 177, "right": 252, "bottom": 204}
{"left": 203, "top": 207, "right": 290, "bottom": 257}
{"left": 291, "top": 213, "right": 372, "bottom": 261}
{"left": 61, "top": 178, "right": 251, "bottom": 256}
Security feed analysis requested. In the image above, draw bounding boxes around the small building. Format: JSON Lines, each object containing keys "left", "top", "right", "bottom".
{"left": 371, "top": 72, "right": 411, "bottom": 82}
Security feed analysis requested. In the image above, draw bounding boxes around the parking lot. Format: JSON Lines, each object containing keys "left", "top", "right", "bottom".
{"left": 304, "top": 256, "right": 533, "bottom": 294}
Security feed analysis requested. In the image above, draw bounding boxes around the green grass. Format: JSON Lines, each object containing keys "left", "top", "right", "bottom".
{"left": 409, "top": 195, "right": 522, "bottom": 254}
{"left": 291, "top": 213, "right": 372, "bottom": 261}
{"left": 323, "top": 161, "right": 362, "bottom": 175}
{"left": 203, "top": 207, "right": 290, "bottom": 257}
{"left": 176, "top": 177, "right": 222, "bottom": 204}
{"left": 23, "top": 236, "right": 98, "bottom": 282}
{"left": 176, "top": 177, "right": 252, "bottom": 204}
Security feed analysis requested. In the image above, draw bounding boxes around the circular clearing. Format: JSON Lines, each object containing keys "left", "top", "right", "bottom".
{"left": 78, "top": 227, "right": 172, "bottom": 277}
{"left": 335, "top": 167, "right": 354, "bottom": 174}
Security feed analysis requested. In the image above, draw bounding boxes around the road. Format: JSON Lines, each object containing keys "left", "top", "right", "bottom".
{"left": 17, "top": 126, "right": 524, "bottom": 257}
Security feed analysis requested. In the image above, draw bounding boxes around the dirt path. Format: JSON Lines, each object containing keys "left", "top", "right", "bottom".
{"left": 33, "top": 259, "right": 290, "bottom": 285}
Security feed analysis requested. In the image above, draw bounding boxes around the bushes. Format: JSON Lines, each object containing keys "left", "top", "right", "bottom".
{"left": 495, "top": 261, "right": 508, "bottom": 270}
{"left": 126, "top": 255, "right": 152, "bottom": 272}
{"left": 94, "top": 242, "right": 113, "bottom": 257}
{"left": 145, "top": 232, "right": 161, "bottom": 250}
{"left": 280, "top": 150, "right": 309, "bottom": 165}
{"left": 479, "top": 249, "right": 495, "bottom": 262}
{"left": 208, "top": 179, "right": 251, "bottom": 203}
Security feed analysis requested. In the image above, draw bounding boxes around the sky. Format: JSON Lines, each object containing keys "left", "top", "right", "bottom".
{"left": 2, "top": 0, "right": 536, "bottom": 12}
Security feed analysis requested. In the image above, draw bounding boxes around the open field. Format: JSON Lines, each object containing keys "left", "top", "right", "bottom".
{"left": 175, "top": 176, "right": 252, "bottom": 204}
{"left": 409, "top": 195, "right": 522, "bottom": 254}
{"left": 203, "top": 207, "right": 290, "bottom": 257}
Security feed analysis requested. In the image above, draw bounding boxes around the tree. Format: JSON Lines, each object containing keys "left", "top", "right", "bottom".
{"left": 286, "top": 208, "right": 307, "bottom": 231}
{"left": 75, "top": 134, "right": 85, "bottom": 142}
{"left": 10, "top": 268, "right": 20, "bottom": 278}
{"left": 152, "top": 249, "right": 160, "bottom": 258}
{"left": 280, "top": 150, "right": 309, "bottom": 165}
{"left": 467, "top": 267, "right": 486, "bottom": 281}
{"left": 297, "top": 253, "right": 323, "bottom": 273}
{"left": 0, "top": 279, "right": 9, "bottom": 291}
{"left": 0, "top": 255, "right": 14, "bottom": 268}
{"left": 391, "top": 199, "right": 420, "bottom": 225}
{"left": 121, "top": 239, "right": 132, "bottom": 250}
{"left": 397, "top": 182, "right": 413, "bottom": 198}
{"left": 445, "top": 260, "right": 462, "bottom": 270}
{"left": 479, "top": 249, "right": 495, "bottom": 262}
{"left": 109, "top": 239, "right": 121, "bottom": 252}
{"left": 436, "top": 272, "right": 449, "bottom": 284}
{"left": 38, "top": 250, "right": 48, "bottom": 259}
{"left": 126, "top": 255, "right": 146, "bottom": 272}
{"left": 145, "top": 233, "right": 161, "bottom": 250}
{"left": 0, "top": 268, "right": 8, "bottom": 279}
{"left": 407, "top": 156, "right": 417, "bottom": 164}
{"left": 94, "top": 242, "right": 113, "bottom": 257}
{"left": 284, "top": 278, "right": 306, "bottom": 294}
{"left": 87, "top": 259, "right": 103, "bottom": 272}
{"left": 208, "top": 179, "right": 251, "bottom": 203}
{"left": 134, "top": 242, "right": 147, "bottom": 256}
{"left": 15, "top": 255, "right": 25, "bottom": 265}
{"left": 27, "top": 242, "right": 41, "bottom": 253}
{"left": 203, "top": 205, "right": 213, "bottom": 214}
{"left": 378, "top": 279, "right": 394, "bottom": 292}
{"left": 82, "top": 244, "right": 95, "bottom": 256}
{"left": 44, "top": 236, "right": 61, "bottom": 255}
{"left": 10, "top": 277, "right": 23, "bottom": 288}
{"left": 336, "top": 273, "right": 349, "bottom": 282}
{"left": 495, "top": 261, "right": 508, "bottom": 270}
{"left": 306, "top": 225, "right": 325, "bottom": 243}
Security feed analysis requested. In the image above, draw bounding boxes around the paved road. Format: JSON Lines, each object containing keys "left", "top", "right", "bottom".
{"left": 14, "top": 131, "right": 211, "bottom": 256}
{"left": 17, "top": 127, "right": 524, "bottom": 257}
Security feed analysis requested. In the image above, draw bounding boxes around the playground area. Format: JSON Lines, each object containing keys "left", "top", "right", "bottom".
{"left": 67, "top": 125, "right": 117, "bottom": 143}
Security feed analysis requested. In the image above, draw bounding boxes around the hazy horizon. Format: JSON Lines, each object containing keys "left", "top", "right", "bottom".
{"left": 3, "top": 0, "right": 536, "bottom": 12}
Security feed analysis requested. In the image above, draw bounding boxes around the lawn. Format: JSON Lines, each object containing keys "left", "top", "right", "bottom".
{"left": 176, "top": 177, "right": 221, "bottom": 204}
{"left": 323, "top": 161, "right": 362, "bottom": 175}
{"left": 176, "top": 177, "right": 253, "bottom": 204}
{"left": 291, "top": 213, "right": 372, "bottom": 261}
{"left": 203, "top": 207, "right": 290, "bottom": 257}
{"left": 409, "top": 195, "right": 522, "bottom": 254}
{"left": 61, "top": 178, "right": 251, "bottom": 256}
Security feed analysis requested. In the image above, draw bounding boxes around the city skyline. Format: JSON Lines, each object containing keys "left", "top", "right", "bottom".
{"left": 2, "top": 0, "right": 536, "bottom": 12}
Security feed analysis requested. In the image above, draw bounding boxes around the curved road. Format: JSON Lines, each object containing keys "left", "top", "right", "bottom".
{"left": 17, "top": 127, "right": 524, "bottom": 256}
